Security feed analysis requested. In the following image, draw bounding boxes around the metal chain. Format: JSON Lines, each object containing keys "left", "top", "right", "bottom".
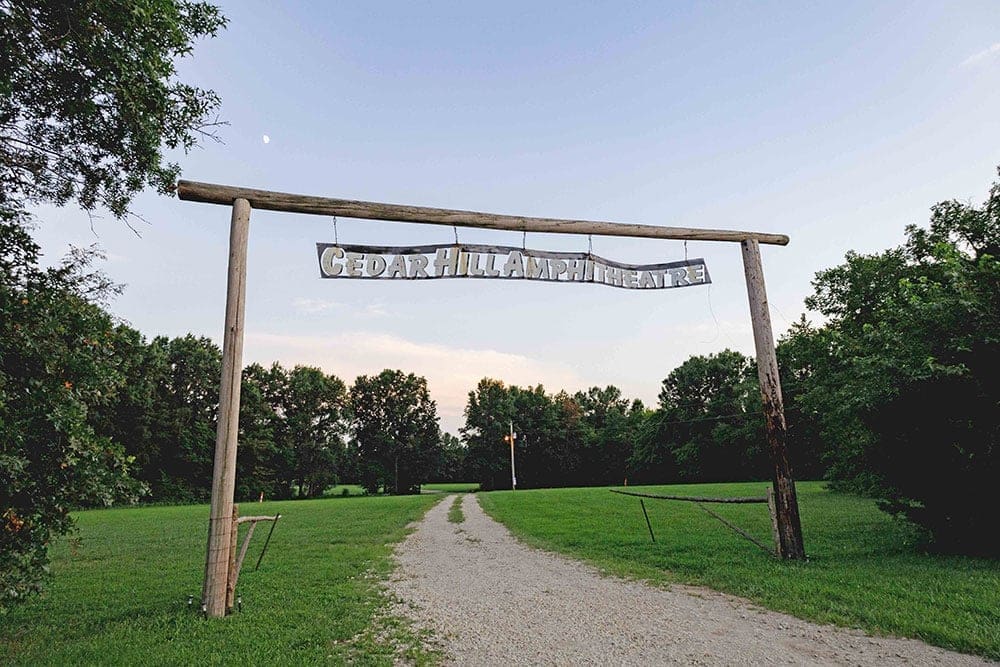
{"left": 453, "top": 225, "right": 459, "bottom": 244}
{"left": 333, "top": 216, "right": 338, "bottom": 245}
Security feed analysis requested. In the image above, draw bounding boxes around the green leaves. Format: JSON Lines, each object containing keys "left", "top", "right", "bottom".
{"left": 0, "top": 0, "right": 227, "bottom": 217}
{"left": 780, "top": 167, "right": 1000, "bottom": 555}
{"left": 349, "top": 370, "right": 440, "bottom": 495}
{"left": 1, "top": 212, "right": 144, "bottom": 609}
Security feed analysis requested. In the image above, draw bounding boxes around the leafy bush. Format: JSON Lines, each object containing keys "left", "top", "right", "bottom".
{"left": 784, "top": 168, "right": 1000, "bottom": 555}
{"left": 1, "top": 214, "right": 144, "bottom": 608}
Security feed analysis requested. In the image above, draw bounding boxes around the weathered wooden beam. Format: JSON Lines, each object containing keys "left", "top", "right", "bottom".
{"left": 610, "top": 489, "right": 767, "bottom": 504}
{"left": 226, "top": 504, "right": 238, "bottom": 613}
{"left": 236, "top": 515, "right": 280, "bottom": 524}
{"left": 203, "top": 198, "right": 251, "bottom": 618}
{"left": 741, "top": 239, "right": 806, "bottom": 560}
{"left": 232, "top": 520, "right": 257, "bottom": 593}
{"left": 177, "top": 180, "right": 789, "bottom": 246}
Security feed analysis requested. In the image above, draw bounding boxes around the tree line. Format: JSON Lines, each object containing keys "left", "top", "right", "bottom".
{"left": 89, "top": 332, "right": 448, "bottom": 503}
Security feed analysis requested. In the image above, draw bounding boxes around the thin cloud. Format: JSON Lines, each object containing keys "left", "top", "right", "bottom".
{"left": 960, "top": 42, "right": 1000, "bottom": 67}
{"left": 362, "top": 302, "right": 388, "bottom": 318}
{"left": 292, "top": 298, "right": 387, "bottom": 317}
{"left": 244, "top": 331, "right": 587, "bottom": 433}
{"left": 292, "top": 297, "right": 341, "bottom": 314}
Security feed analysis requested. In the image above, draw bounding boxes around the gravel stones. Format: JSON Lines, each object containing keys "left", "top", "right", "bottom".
{"left": 388, "top": 494, "right": 987, "bottom": 666}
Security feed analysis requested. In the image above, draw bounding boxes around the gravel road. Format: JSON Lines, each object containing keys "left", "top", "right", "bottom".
{"left": 388, "top": 493, "right": 989, "bottom": 666}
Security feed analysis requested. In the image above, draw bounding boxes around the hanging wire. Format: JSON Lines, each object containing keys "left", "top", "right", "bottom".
{"left": 522, "top": 230, "right": 527, "bottom": 250}
{"left": 453, "top": 224, "right": 459, "bottom": 244}
{"left": 332, "top": 216, "right": 339, "bottom": 245}
{"left": 684, "top": 240, "right": 688, "bottom": 262}
{"left": 700, "top": 284, "right": 722, "bottom": 345}
{"left": 588, "top": 234, "right": 593, "bottom": 256}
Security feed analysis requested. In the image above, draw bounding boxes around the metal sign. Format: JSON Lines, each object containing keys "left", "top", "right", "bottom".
{"left": 316, "top": 243, "right": 710, "bottom": 290}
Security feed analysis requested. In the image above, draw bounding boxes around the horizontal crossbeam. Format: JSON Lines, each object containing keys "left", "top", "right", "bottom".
{"left": 176, "top": 180, "right": 789, "bottom": 246}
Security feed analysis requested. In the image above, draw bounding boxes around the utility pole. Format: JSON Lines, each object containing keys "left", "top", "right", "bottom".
{"left": 504, "top": 421, "right": 517, "bottom": 490}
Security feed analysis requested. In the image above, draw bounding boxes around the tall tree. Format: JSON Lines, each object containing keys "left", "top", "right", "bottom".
{"left": 631, "top": 350, "right": 766, "bottom": 484}
{"left": 435, "top": 432, "right": 466, "bottom": 483}
{"left": 0, "top": 216, "right": 144, "bottom": 606}
{"left": 461, "top": 379, "right": 514, "bottom": 491}
{"left": 520, "top": 389, "right": 583, "bottom": 488}
{"left": 280, "top": 366, "right": 347, "bottom": 498}
{"left": 792, "top": 169, "right": 1000, "bottom": 554}
{"left": 350, "top": 370, "right": 441, "bottom": 495}
{"left": 573, "top": 386, "right": 643, "bottom": 486}
{"left": 0, "top": 0, "right": 226, "bottom": 607}
{"left": 235, "top": 363, "right": 283, "bottom": 501}
{"left": 0, "top": 0, "right": 227, "bottom": 217}
{"left": 144, "top": 335, "right": 221, "bottom": 501}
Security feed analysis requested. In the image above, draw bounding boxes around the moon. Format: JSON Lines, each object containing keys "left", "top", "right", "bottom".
{"left": 262, "top": 134, "right": 270, "bottom": 144}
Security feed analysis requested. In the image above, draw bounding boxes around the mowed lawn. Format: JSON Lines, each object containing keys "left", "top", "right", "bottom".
{"left": 479, "top": 482, "right": 1000, "bottom": 660}
{"left": 1, "top": 494, "right": 441, "bottom": 665}
{"left": 423, "top": 483, "right": 480, "bottom": 493}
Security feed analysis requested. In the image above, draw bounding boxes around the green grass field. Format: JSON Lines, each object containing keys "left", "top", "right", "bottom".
{"left": 423, "top": 483, "right": 480, "bottom": 493}
{"left": 478, "top": 482, "right": 1000, "bottom": 660}
{"left": 1, "top": 494, "right": 441, "bottom": 665}
{"left": 5, "top": 482, "right": 996, "bottom": 663}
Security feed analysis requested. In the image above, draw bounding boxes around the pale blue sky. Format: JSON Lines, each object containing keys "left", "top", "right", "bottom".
{"left": 31, "top": 1, "right": 1000, "bottom": 432}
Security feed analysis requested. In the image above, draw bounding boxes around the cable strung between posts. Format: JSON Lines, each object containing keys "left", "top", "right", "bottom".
{"left": 610, "top": 489, "right": 777, "bottom": 557}
{"left": 609, "top": 489, "right": 766, "bottom": 504}
{"left": 694, "top": 502, "right": 776, "bottom": 556}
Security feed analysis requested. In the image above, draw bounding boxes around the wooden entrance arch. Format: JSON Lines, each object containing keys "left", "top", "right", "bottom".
{"left": 176, "top": 180, "right": 806, "bottom": 618}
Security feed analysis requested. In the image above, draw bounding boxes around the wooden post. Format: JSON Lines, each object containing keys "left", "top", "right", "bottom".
{"left": 741, "top": 239, "right": 806, "bottom": 560}
{"left": 766, "top": 487, "right": 781, "bottom": 555}
{"left": 226, "top": 504, "right": 239, "bottom": 613}
{"left": 233, "top": 520, "right": 258, "bottom": 584}
{"left": 203, "top": 198, "right": 251, "bottom": 617}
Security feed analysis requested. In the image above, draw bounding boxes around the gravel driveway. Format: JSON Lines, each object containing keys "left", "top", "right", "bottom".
{"left": 388, "top": 493, "right": 989, "bottom": 666}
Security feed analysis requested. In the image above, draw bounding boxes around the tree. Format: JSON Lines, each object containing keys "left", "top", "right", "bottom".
{"left": 518, "top": 388, "right": 583, "bottom": 488}
{"left": 279, "top": 366, "right": 347, "bottom": 498}
{"left": 461, "top": 379, "right": 514, "bottom": 490}
{"left": 435, "top": 433, "right": 466, "bottom": 483}
{"left": 793, "top": 169, "right": 1000, "bottom": 554}
{"left": 143, "top": 335, "right": 221, "bottom": 501}
{"left": 0, "top": 0, "right": 227, "bottom": 217}
{"left": 573, "top": 386, "right": 644, "bottom": 486}
{"left": 0, "top": 214, "right": 144, "bottom": 606}
{"left": 235, "top": 363, "right": 283, "bottom": 501}
{"left": 631, "top": 350, "right": 766, "bottom": 484}
{"left": 0, "top": 0, "right": 227, "bottom": 606}
{"left": 774, "top": 317, "right": 840, "bottom": 482}
{"left": 349, "top": 370, "right": 441, "bottom": 495}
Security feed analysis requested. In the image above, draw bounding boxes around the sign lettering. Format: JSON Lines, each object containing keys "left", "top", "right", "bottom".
{"left": 316, "top": 243, "right": 710, "bottom": 290}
